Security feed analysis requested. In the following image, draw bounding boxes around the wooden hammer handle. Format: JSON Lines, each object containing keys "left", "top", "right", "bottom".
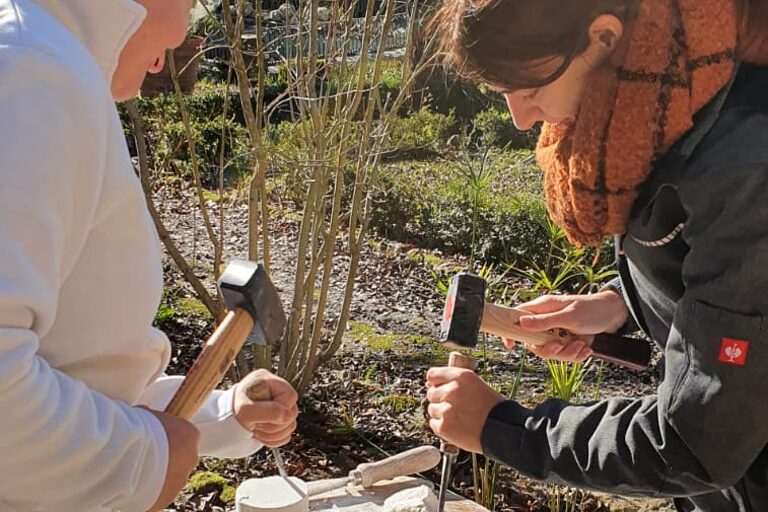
{"left": 165, "top": 308, "right": 254, "bottom": 420}
{"left": 480, "top": 303, "right": 651, "bottom": 371}
{"left": 351, "top": 445, "right": 442, "bottom": 488}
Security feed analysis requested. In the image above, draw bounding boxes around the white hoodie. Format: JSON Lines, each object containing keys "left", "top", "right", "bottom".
{"left": 0, "top": 1, "right": 261, "bottom": 510}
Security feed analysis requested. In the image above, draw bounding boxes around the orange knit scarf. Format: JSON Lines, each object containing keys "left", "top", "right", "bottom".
{"left": 535, "top": 0, "right": 737, "bottom": 246}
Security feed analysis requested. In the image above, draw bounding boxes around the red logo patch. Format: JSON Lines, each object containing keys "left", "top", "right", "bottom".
{"left": 443, "top": 294, "right": 455, "bottom": 324}
{"left": 718, "top": 338, "right": 749, "bottom": 366}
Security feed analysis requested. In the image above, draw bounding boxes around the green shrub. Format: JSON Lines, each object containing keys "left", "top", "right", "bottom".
{"left": 411, "top": 66, "right": 501, "bottom": 122}
{"left": 121, "top": 83, "right": 253, "bottom": 188}
{"left": 473, "top": 108, "right": 539, "bottom": 149}
{"left": 371, "top": 153, "right": 551, "bottom": 266}
{"left": 387, "top": 108, "right": 456, "bottom": 158}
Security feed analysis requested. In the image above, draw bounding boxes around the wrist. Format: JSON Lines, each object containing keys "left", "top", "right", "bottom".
{"left": 596, "top": 289, "right": 629, "bottom": 333}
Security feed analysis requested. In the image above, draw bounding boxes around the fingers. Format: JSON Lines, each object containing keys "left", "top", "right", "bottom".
{"left": 266, "top": 377, "right": 299, "bottom": 407}
{"left": 517, "top": 294, "right": 572, "bottom": 314}
{"left": 425, "top": 367, "right": 472, "bottom": 387}
{"left": 427, "top": 402, "right": 448, "bottom": 422}
{"left": 425, "top": 380, "right": 457, "bottom": 404}
{"left": 518, "top": 309, "right": 576, "bottom": 332}
{"left": 243, "top": 401, "right": 298, "bottom": 447}
{"left": 253, "top": 421, "right": 297, "bottom": 447}
{"left": 238, "top": 401, "right": 296, "bottom": 428}
{"left": 528, "top": 339, "right": 592, "bottom": 362}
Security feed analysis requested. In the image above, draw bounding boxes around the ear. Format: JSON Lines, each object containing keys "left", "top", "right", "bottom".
{"left": 588, "top": 14, "right": 624, "bottom": 55}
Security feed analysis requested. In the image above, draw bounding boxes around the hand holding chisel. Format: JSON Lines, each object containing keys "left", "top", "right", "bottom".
{"left": 435, "top": 352, "right": 476, "bottom": 512}
{"left": 242, "top": 375, "right": 292, "bottom": 478}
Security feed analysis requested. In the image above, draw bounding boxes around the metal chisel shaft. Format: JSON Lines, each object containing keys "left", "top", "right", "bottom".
{"left": 436, "top": 352, "right": 476, "bottom": 512}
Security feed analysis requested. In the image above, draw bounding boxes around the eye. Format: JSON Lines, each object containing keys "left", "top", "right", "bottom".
{"left": 522, "top": 89, "right": 539, "bottom": 101}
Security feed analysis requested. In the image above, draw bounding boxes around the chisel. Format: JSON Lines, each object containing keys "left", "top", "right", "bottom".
{"left": 306, "top": 445, "right": 441, "bottom": 496}
{"left": 436, "top": 352, "right": 476, "bottom": 512}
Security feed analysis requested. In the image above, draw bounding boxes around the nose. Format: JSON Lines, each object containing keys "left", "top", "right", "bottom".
{"left": 504, "top": 93, "right": 543, "bottom": 131}
{"left": 148, "top": 54, "right": 166, "bottom": 74}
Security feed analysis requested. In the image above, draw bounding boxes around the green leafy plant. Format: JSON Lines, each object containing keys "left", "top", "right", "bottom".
{"left": 572, "top": 251, "right": 619, "bottom": 294}
{"left": 362, "top": 362, "right": 380, "bottom": 383}
{"left": 547, "top": 360, "right": 585, "bottom": 403}
{"left": 428, "top": 268, "right": 451, "bottom": 298}
{"left": 451, "top": 139, "right": 499, "bottom": 270}
{"left": 510, "top": 216, "right": 618, "bottom": 299}
{"left": 154, "top": 302, "right": 176, "bottom": 323}
{"left": 548, "top": 487, "right": 587, "bottom": 512}
{"left": 375, "top": 394, "right": 420, "bottom": 414}
{"left": 328, "top": 403, "right": 357, "bottom": 436}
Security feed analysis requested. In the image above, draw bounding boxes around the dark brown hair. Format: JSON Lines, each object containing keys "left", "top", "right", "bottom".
{"left": 432, "top": 0, "right": 768, "bottom": 90}
{"left": 737, "top": 0, "right": 768, "bottom": 64}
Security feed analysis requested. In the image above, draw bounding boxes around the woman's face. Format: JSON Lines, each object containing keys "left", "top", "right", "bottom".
{"left": 497, "top": 14, "right": 624, "bottom": 131}
{"left": 111, "top": 0, "right": 196, "bottom": 101}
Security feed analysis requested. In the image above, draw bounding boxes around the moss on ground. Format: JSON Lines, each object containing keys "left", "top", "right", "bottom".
{"left": 348, "top": 322, "right": 400, "bottom": 351}
{"left": 176, "top": 297, "right": 212, "bottom": 319}
{"left": 185, "top": 471, "right": 236, "bottom": 504}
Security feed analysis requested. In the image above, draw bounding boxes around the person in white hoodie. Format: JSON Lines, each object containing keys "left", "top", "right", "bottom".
{"left": 0, "top": 0, "right": 299, "bottom": 511}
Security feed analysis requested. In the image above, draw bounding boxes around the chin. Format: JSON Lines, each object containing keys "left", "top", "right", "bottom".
{"left": 111, "top": 74, "right": 147, "bottom": 103}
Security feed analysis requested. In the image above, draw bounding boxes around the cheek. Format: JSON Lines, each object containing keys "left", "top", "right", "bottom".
{"left": 538, "top": 86, "right": 579, "bottom": 119}
{"left": 148, "top": 4, "right": 191, "bottom": 50}
{"left": 170, "top": 17, "right": 191, "bottom": 47}
{"left": 167, "top": 4, "right": 192, "bottom": 46}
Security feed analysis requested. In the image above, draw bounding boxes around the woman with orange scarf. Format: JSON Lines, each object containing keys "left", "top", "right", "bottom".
{"left": 424, "top": 1, "right": 768, "bottom": 510}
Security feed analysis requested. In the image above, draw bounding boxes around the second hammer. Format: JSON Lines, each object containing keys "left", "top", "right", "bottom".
{"left": 439, "top": 273, "right": 651, "bottom": 371}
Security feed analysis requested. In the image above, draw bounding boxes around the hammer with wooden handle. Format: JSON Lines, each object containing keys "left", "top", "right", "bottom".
{"left": 305, "top": 445, "right": 442, "bottom": 496}
{"left": 165, "top": 260, "right": 286, "bottom": 420}
{"left": 439, "top": 273, "right": 651, "bottom": 371}
{"left": 436, "top": 352, "right": 476, "bottom": 512}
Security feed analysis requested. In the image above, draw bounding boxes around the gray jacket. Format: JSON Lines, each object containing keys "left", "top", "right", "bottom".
{"left": 481, "top": 64, "right": 768, "bottom": 512}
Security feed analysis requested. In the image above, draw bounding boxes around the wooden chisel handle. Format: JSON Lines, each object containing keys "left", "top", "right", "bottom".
{"left": 243, "top": 375, "right": 273, "bottom": 402}
{"left": 480, "top": 303, "right": 651, "bottom": 371}
{"left": 351, "top": 445, "right": 442, "bottom": 488}
{"left": 440, "top": 352, "right": 476, "bottom": 456}
{"left": 165, "top": 308, "right": 254, "bottom": 420}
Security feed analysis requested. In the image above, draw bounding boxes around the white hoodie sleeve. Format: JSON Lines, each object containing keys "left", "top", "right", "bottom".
{"left": 0, "top": 48, "right": 168, "bottom": 512}
{"left": 138, "top": 371, "right": 263, "bottom": 458}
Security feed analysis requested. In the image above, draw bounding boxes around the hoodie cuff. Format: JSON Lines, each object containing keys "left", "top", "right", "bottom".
{"left": 480, "top": 400, "right": 532, "bottom": 468}
{"left": 197, "top": 387, "right": 263, "bottom": 458}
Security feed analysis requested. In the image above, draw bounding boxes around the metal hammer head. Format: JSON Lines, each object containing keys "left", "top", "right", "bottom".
{"left": 439, "top": 272, "right": 486, "bottom": 349}
{"left": 218, "top": 260, "right": 286, "bottom": 346}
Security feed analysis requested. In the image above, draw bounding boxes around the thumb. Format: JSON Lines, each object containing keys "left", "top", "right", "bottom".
{"left": 519, "top": 310, "right": 572, "bottom": 332}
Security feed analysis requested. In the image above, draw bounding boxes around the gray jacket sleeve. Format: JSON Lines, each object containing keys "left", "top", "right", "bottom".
{"left": 481, "top": 162, "right": 768, "bottom": 497}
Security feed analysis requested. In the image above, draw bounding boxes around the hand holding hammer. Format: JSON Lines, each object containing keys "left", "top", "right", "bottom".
{"left": 440, "top": 273, "right": 651, "bottom": 371}
{"left": 149, "top": 260, "right": 289, "bottom": 512}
